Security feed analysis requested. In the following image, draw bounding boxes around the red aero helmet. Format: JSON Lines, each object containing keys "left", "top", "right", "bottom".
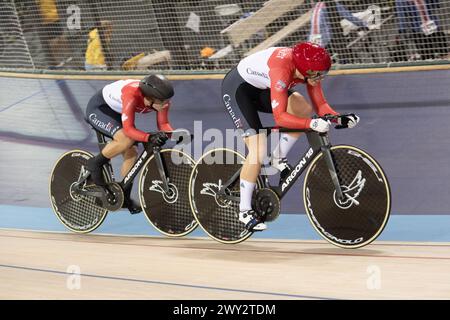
{"left": 292, "top": 42, "right": 331, "bottom": 77}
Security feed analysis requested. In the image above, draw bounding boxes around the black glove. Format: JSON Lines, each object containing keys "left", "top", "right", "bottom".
{"left": 336, "top": 114, "right": 360, "bottom": 129}
{"left": 148, "top": 132, "right": 168, "bottom": 146}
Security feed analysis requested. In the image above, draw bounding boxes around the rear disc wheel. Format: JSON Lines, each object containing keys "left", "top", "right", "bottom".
{"left": 189, "top": 148, "right": 263, "bottom": 244}
{"left": 49, "top": 150, "right": 109, "bottom": 233}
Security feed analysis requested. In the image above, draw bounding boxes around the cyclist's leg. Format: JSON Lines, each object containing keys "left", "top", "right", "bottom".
{"left": 121, "top": 145, "right": 138, "bottom": 177}
{"left": 86, "top": 129, "right": 135, "bottom": 186}
{"left": 239, "top": 133, "right": 267, "bottom": 231}
{"left": 241, "top": 132, "right": 267, "bottom": 209}
{"left": 101, "top": 129, "right": 135, "bottom": 160}
{"left": 222, "top": 67, "right": 267, "bottom": 231}
{"left": 89, "top": 130, "right": 140, "bottom": 213}
{"left": 87, "top": 127, "right": 140, "bottom": 213}
{"left": 238, "top": 131, "right": 268, "bottom": 231}
{"left": 85, "top": 90, "right": 130, "bottom": 185}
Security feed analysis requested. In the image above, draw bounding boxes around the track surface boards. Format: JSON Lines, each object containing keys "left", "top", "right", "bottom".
{"left": 1, "top": 229, "right": 449, "bottom": 300}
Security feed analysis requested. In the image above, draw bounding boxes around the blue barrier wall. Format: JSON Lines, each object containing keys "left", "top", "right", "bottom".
{"left": 1, "top": 70, "right": 450, "bottom": 214}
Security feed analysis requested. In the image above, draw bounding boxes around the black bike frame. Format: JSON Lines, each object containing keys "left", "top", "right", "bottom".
{"left": 219, "top": 130, "right": 345, "bottom": 202}
{"left": 95, "top": 131, "right": 169, "bottom": 192}
{"left": 271, "top": 132, "right": 343, "bottom": 200}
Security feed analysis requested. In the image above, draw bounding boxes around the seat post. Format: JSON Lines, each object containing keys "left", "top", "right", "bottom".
{"left": 95, "top": 131, "right": 108, "bottom": 152}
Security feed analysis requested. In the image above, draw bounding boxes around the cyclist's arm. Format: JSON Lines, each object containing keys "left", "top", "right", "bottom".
{"left": 307, "top": 81, "right": 339, "bottom": 117}
{"left": 121, "top": 94, "right": 150, "bottom": 142}
{"left": 157, "top": 102, "right": 174, "bottom": 133}
{"left": 270, "top": 70, "right": 311, "bottom": 129}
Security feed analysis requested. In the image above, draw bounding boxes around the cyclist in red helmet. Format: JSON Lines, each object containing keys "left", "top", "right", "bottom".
{"left": 293, "top": 41, "right": 331, "bottom": 80}
{"left": 221, "top": 41, "right": 359, "bottom": 231}
{"left": 85, "top": 74, "right": 175, "bottom": 214}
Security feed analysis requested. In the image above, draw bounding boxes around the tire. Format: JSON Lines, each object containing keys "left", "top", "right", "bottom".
{"left": 49, "top": 150, "right": 109, "bottom": 233}
{"left": 303, "top": 145, "right": 391, "bottom": 249}
{"left": 139, "top": 149, "right": 197, "bottom": 237}
{"left": 189, "top": 148, "right": 262, "bottom": 244}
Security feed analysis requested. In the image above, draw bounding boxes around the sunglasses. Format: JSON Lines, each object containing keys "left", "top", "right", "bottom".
{"left": 306, "top": 70, "right": 328, "bottom": 81}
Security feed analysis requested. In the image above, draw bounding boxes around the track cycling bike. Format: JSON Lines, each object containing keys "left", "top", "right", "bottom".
{"left": 188, "top": 114, "right": 391, "bottom": 248}
{"left": 49, "top": 128, "right": 197, "bottom": 237}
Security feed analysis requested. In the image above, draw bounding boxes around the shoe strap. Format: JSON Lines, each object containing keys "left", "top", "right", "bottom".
{"left": 245, "top": 217, "right": 262, "bottom": 230}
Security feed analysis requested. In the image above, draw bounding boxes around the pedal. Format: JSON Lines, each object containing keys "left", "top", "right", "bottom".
{"left": 252, "top": 188, "right": 280, "bottom": 222}
{"left": 74, "top": 185, "right": 106, "bottom": 198}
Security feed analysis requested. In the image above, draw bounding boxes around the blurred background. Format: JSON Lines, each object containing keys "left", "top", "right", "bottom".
{"left": 1, "top": 0, "right": 449, "bottom": 72}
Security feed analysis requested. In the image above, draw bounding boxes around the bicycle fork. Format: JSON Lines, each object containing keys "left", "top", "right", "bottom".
{"left": 310, "top": 133, "right": 345, "bottom": 201}
{"left": 152, "top": 147, "right": 171, "bottom": 194}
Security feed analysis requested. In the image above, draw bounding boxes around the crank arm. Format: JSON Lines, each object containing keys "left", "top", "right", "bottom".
{"left": 219, "top": 194, "right": 240, "bottom": 202}
{"left": 218, "top": 168, "right": 242, "bottom": 193}
{"left": 75, "top": 187, "right": 105, "bottom": 198}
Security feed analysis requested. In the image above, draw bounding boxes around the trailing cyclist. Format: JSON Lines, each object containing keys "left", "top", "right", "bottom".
{"left": 221, "top": 42, "right": 360, "bottom": 231}
{"left": 85, "top": 74, "right": 175, "bottom": 214}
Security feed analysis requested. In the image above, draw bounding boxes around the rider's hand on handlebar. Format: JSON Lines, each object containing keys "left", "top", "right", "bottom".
{"left": 335, "top": 114, "right": 360, "bottom": 129}
{"left": 147, "top": 132, "right": 169, "bottom": 147}
{"left": 310, "top": 118, "right": 331, "bottom": 133}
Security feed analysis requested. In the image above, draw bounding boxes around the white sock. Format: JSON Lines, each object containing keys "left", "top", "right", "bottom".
{"left": 272, "top": 133, "right": 298, "bottom": 160}
{"left": 239, "top": 179, "right": 256, "bottom": 212}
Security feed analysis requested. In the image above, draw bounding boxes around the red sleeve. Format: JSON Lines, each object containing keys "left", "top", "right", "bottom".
{"left": 157, "top": 102, "right": 174, "bottom": 133}
{"left": 269, "top": 68, "right": 311, "bottom": 129}
{"left": 121, "top": 93, "right": 150, "bottom": 142}
{"left": 307, "top": 82, "right": 338, "bottom": 117}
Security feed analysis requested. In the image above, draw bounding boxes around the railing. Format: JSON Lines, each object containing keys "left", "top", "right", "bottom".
{"left": 0, "top": 0, "right": 449, "bottom": 74}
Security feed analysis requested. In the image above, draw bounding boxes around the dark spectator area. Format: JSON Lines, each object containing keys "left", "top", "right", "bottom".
{"left": 0, "top": 0, "right": 449, "bottom": 72}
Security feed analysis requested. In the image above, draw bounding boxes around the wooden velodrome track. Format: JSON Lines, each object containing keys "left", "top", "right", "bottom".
{"left": 1, "top": 229, "right": 449, "bottom": 300}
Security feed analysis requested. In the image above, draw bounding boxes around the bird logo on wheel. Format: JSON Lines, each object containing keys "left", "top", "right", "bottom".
{"left": 149, "top": 180, "right": 178, "bottom": 204}
{"left": 333, "top": 170, "right": 366, "bottom": 209}
{"left": 200, "top": 180, "right": 232, "bottom": 208}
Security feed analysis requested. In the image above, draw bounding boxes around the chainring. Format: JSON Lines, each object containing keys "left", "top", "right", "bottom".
{"left": 102, "top": 182, "right": 125, "bottom": 211}
{"left": 253, "top": 188, "right": 280, "bottom": 222}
